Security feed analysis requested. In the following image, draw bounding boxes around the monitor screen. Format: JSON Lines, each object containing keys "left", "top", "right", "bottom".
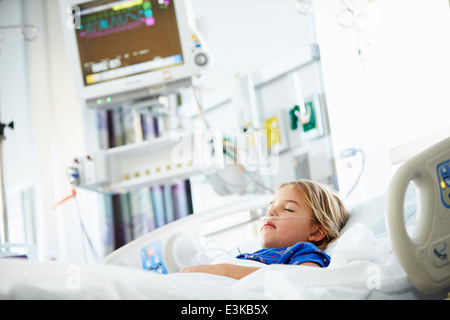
{"left": 60, "top": 0, "right": 209, "bottom": 105}
{"left": 77, "top": 0, "right": 183, "bottom": 86}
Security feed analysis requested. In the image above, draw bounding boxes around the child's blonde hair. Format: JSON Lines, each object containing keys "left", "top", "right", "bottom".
{"left": 278, "top": 179, "right": 349, "bottom": 250}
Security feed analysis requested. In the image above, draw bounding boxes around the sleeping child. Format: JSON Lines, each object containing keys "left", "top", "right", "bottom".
{"left": 180, "top": 179, "right": 349, "bottom": 279}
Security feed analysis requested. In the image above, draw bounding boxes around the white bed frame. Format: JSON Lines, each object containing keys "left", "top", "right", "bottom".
{"left": 103, "top": 194, "right": 272, "bottom": 273}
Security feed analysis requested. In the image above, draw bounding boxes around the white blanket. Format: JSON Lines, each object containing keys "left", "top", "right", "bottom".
{"left": 233, "top": 224, "right": 414, "bottom": 299}
{"left": 0, "top": 224, "right": 415, "bottom": 300}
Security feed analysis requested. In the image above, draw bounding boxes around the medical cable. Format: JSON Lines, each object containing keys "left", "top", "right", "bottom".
{"left": 342, "top": 148, "right": 366, "bottom": 199}
{"left": 260, "top": 216, "right": 318, "bottom": 222}
{"left": 192, "top": 79, "right": 211, "bottom": 129}
{"left": 220, "top": 139, "right": 274, "bottom": 193}
{"left": 224, "top": 138, "right": 273, "bottom": 192}
{"left": 295, "top": 0, "right": 312, "bottom": 15}
{"left": 72, "top": 192, "right": 101, "bottom": 263}
{"left": 191, "top": 239, "right": 230, "bottom": 266}
{"left": 191, "top": 79, "right": 274, "bottom": 194}
{"left": 53, "top": 187, "right": 100, "bottom": 263}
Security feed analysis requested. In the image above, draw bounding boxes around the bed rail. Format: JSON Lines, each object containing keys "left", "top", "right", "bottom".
{"left": 103, "top": 194, "right": 271, "bottom": 273}
{"left": 387, "top": 137, "right": 450, "bottom": 294}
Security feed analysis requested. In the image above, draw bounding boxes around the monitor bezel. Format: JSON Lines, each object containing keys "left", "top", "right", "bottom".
{"left": 59, "top": 0, "right": 208, "bottom": 102}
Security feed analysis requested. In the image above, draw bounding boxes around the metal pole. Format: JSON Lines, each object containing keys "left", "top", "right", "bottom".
{"left": 0, "top": 17, "right": 37, "bottom": 247}
{"left": 0, "top": 133, "right": 8, "bottom": 244}
{"left": 0, "top": 36, "right": 7, "bottom": 245}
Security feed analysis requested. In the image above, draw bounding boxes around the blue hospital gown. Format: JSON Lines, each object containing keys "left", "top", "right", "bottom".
{"left": 236, "top": 242, "right": 330, "bottom": 267}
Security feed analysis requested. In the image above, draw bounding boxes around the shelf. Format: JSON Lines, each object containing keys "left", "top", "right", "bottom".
{"left": 106, "top": 130, "right": 190, "bottom": 159}
{"left": 77, "top": 128, "right": 219, "bottom": 193}
{"left": 103, "top": 163, "right": 213, "bottom": 194}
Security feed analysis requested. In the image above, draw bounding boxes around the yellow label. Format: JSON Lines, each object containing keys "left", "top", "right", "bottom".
{"left": 264, "top": 116, "right": 281, "bottom": 148}
{"left": 113, "top": 0, "right": 143, "bottom": 11}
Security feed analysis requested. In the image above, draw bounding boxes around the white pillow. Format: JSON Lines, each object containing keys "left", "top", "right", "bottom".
{"left": 326, "top": 184, "right": 417, "bottom": 255}
{"left": 345, "top": 184, "right": 416, "bottom": 235}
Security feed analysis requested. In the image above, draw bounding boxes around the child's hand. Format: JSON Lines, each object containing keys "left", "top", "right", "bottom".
{"left": 179, "top": 264, "right": 223, "bottom": 275}
{"left": 179, "top": 263, "right": 260, "bottom": 280}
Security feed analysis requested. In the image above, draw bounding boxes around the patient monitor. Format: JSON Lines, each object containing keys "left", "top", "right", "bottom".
{"left": 59, "top": 0, "right": 210, "bottom": 108}
{"left": 387, "top": 137, "right": 450, "bottom": 294}
{"left": 59, "top": 0, "right": 216, "bottom": 192}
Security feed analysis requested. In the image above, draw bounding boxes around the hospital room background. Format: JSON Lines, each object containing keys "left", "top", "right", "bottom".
{"left": 0, "top": 0, "right": 449, "bottom": 265}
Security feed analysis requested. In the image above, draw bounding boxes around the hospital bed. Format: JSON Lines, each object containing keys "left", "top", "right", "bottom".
{"left": 0, "top": 137, "right": 449, "bottom": 299}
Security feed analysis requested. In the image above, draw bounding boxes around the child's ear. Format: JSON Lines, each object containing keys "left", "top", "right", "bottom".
{"left": 308, "top": 226, "right": 326, "bottom": 243}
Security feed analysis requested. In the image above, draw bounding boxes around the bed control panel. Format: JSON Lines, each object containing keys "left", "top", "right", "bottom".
{"left": 430, "top": 160, "right": 450, "bottom": 268}
{"left": 141, "top": 240, "right": 168, "bottom": 274}
{"left": 430, "top": 236, "right": 449, "bottom": 267}
{"left": 387, "top": 137, "right": 450, "bottom": 295}
{"left": 437, "top": 160, "right": 450, "bottom": 208}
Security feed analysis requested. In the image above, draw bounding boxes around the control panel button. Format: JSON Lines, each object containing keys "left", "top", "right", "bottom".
{"left": 437, "top": 160, "right": 450, "bottom": 208}
{"left": 430, "top": 236, "right": 449, "bottom": 268}
{"left": 194, "top": 53, "right": 208, "bottom": 66}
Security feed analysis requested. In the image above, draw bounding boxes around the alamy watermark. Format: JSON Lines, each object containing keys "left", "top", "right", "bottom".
{"left": 170, "top": 124, "right": 280, "bottom": 176}
{"left": 366, "top": 265, "right": 381, "bottom": 290}
{"left": 66, "top": 264, "right": 81, "bottom": 290}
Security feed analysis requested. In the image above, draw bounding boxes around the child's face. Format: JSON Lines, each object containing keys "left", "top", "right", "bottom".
{"left": 260, "top": 185, "right": 321, "bottom": 248}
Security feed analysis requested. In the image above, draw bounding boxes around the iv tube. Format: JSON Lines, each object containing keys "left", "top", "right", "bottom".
{"left": 260, "top": 216, "right": 317, "bottom": 222}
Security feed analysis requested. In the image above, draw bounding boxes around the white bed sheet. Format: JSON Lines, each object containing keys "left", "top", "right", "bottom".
{"left": 0, "top": 223, "right": 419, "bottom": 300}
{"left": 0, "top": 259, "right": 246, "bottom": 300}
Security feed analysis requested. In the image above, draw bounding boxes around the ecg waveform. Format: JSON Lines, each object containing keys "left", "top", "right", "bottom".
{"left": 79, "top": 11, "right": 150, "bottom": 39}
{"left": 79, "top": 0, "right": 157, "bottom": 39}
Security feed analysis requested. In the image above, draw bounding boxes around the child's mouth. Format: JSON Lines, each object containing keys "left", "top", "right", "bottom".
{"left": 261, "top": 221, "right": 276, "bottom": 230}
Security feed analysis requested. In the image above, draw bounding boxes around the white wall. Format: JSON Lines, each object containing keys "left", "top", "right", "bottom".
{"left": 189, "top": 0, "right": 317, "bottom": 127}
{"left": 23, "top": 0, "right": 60, "bottom": 259}
{"left": 192, "top": 0, "right": 315, "bottom": 74}
{"left": 0, "top": 1, "right": 34, "bottom": 189}
{"left": 29, "top": 0, "right": 104, "bottom": 261}
{"left": 371, "top": 0, "right": 450, "bottom": 149}
{"left": 313, "top": 0, "right": 450, "bottom": 204}
{"left": 20, "top": 0, "right": 100, "bottom": 261}
{"left": 0, "top": 0, "right": 39, "bottom": 251}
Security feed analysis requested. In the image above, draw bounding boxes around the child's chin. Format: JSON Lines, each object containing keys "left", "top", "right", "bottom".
{"left": 259, "top": 235, "right": 276, "bottom": 248}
